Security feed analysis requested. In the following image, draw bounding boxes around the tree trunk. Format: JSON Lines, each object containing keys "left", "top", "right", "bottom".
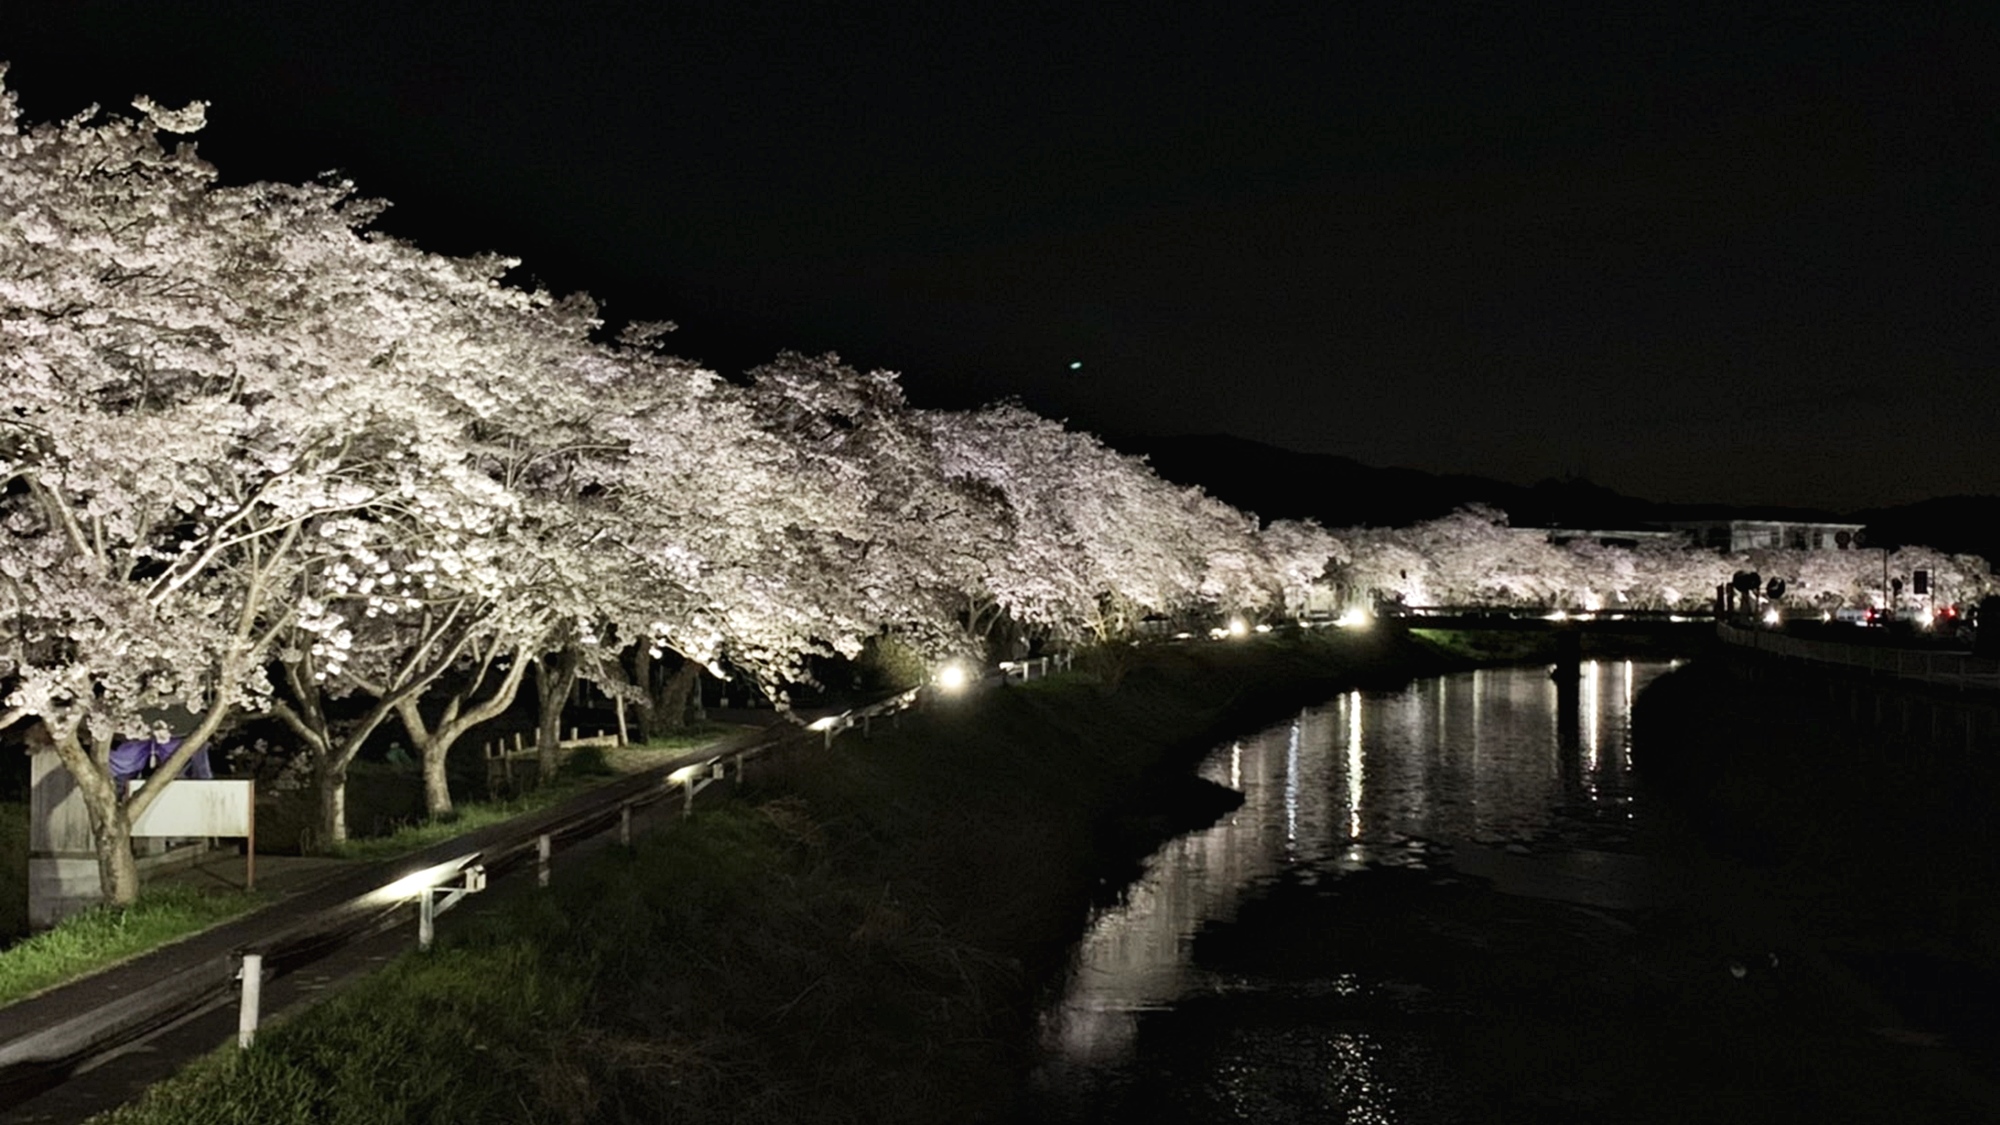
{"left": 93, "top": 807, "right": 141, "bottom": 907}
{"left": 628, "top": 646, "right": 657, "bottom": 742}
{"left": 657, "top": 661, "right": 699, "bottom": 733}
{"left": 534, "top": 650, "right": 578, "bottom": 785}
{"left": 46, "top": 722, "right": 143, "bottom": 905}
{"left": 422, "top": 748, "right": 454, "bottom": 820}
{"left": 397, "top": 649, "right": 532, "bottom": 820}
{"left": 315, "top": 760, "right": 349, "bottom": 852}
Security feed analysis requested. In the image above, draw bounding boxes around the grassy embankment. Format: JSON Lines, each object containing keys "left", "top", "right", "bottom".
{"left": 95, "top": 628, "right": 1467, "bottom": 1125}
{"left": 1636, "top": 660, "right": 2000, "bottom": 1068}
{"left": 0, "top": 726, "right": 742, "bottom": 1009}
{"left": 0, "top": 802, "right": 268, "bottom": 1010}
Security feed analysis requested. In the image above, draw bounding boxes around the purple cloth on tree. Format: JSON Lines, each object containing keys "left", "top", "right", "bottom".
{"left": 110, "top": 739, "right": 156, "bottom": 782}
{"left": 110, "top": 736, "right": 210, "bottom": 783}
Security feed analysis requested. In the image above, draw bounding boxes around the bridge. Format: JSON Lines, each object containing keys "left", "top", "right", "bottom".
{"left": 1375, "top": 605, "right": 1719, "bottom": 677}
{"left": 1379, "top": 606, "right": 1717, "bottom": 632}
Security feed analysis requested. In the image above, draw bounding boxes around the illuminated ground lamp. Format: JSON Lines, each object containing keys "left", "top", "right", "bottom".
{"left": 1762, "top": 607, "right": 1782, "bottom": 626}
{"left": 1334, "top": 607, "right": 1372, "bottom": 629}
{"left": 1227, "top": 617, "right": 1249, "bottom": 638}
{"left": 935, "top": 661, "right": 972, "bottom": 692}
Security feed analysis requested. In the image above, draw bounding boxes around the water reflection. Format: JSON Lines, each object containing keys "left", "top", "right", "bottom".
{"left": 1037, "top": 660, "right": 1671, "bottom": 1105}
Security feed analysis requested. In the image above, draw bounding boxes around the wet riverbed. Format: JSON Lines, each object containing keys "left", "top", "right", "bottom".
{"left": 1027, "top": 660, "right": 2000, "bottom": 1123}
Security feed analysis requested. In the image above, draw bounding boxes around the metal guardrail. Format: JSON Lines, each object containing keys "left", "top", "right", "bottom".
{"left": 0, "top": 681, "right": 942, "bottom": 1110}
{"left": 1718, "top": 622, "right": 2000, "bottom": 692}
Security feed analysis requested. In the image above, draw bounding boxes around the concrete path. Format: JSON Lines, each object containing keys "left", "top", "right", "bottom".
{"left": 0, "top": 719, "right": 798, "bottom": 1121}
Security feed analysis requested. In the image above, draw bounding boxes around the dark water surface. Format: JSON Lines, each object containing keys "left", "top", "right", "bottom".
{"left": 1026, "top": 660, "right": 2000, "bottom": 1123}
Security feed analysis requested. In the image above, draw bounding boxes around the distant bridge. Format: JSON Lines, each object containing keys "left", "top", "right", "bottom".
{"left": 1375, "top": 606, "right": 1718, "bottom": 677}
{"left": 1379, "top": 606, "right": 1717, "bottom": 633}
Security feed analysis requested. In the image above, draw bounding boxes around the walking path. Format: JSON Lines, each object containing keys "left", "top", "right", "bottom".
{"left": 0, "top": 716, "right": 794, "bottom": 1122}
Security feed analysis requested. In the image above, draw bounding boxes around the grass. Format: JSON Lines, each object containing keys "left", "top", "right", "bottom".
{"left": 98, "top": 630, "right": 1473, "bottom": 1125}
{"left": 329, "top": 724, "right": 742, "bottom": 862}
{"left": 0, "top": 886, "right": 265, "bottom": 1011}
{"left": 0, "top": 724, "right": 747, "bottom": 1012}
{"left": 328, "top": 779, "right": 607, "bottom": 863}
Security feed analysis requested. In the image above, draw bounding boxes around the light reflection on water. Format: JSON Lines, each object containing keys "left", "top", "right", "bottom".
{"left": 1036, "top": 660, "right": 1672, "bottom": 1112}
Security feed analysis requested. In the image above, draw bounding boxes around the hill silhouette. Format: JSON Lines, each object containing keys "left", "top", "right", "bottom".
{"left": 1117, "top": 434, "right": 1997, "bottom": 570}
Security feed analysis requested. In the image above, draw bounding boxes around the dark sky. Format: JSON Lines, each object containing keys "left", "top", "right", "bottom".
{"left": 5, "top": 1, "right": 1994, "bottom": 511}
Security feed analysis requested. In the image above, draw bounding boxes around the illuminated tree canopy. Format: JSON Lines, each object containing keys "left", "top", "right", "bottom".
{"left": 0, "top": 71, "right": 1991, "bottom": 898}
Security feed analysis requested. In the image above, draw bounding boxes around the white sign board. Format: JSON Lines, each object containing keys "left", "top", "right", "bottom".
{"left": 131, "top": 779, "right": 255, "bottom": 837}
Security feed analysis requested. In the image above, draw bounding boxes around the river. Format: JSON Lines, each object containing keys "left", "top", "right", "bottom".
{"left": 1026, "top": 658, "right": 2000, "bottom": 1123}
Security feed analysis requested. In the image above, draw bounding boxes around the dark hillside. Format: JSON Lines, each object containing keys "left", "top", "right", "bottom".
{"left": 1120, "top": 435, "right": 1998, "bottom": 574}
{"left": 1120, "top": 433, "right": 1668, "bottom": 530}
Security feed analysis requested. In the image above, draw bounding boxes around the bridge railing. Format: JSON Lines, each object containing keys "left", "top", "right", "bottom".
{"left": 1389, "top": 605, "right": 1716, "bottom": 623}
{"left": 1719, "top": 622, "right": 2000, "bottom": 692}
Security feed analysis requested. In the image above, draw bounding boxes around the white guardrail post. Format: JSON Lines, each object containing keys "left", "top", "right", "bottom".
{"left": 236, "top": 952, "right": 263, "bottom": 1049}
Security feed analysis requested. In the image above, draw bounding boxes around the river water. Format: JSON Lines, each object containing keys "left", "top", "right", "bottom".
{"left": 1029, "top": 660, "right": 1670, "bottom": 1121}
{"left": 1025, "top": 658, "right": 2000, "bottom": 1123}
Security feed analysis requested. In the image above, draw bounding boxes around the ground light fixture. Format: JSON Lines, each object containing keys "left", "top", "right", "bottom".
{"left": 364, "top": 852, "right": 483, "bottom": 907}
{"left": 1334, "top": 607, "right": 1372, "bottom": 629}
{"left": 935, "top": 661, "right": 971, "bottom": 692}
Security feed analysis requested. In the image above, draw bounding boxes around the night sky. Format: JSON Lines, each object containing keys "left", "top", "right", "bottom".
{"left": 5, "top": 2, "right": 1994, "bottom": 511}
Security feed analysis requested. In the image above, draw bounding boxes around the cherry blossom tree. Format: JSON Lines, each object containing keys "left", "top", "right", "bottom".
{"left": 1256, "top": 519, "right": 1350, "bottom": 617}
{"left": 923, "top": 403, "right": 1269, "bottom": 644}
{"left": 741, "top": 353, "right": 1000, "bottom": 677}
{"left": 0, "top": 72, "right": 511, "bottom": 892}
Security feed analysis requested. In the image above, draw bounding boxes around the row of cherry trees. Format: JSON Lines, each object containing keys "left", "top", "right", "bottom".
{"left": 3, "top": 78, "right": 1989, "bottom": 902}
{"left": 1341, "top": 506, "right": 1993, "bottom": 614}
{"left": 0, "top": 78, "right": 1344, "bottom": 899}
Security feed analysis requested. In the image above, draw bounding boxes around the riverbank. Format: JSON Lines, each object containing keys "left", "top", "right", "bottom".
{"left": 94, "top": 628, "right": 1469, "bottom": 1124}
{"left": 1635, "top": 660, "right": 2000, "bottom": 1088}
{"left": 1023, "top": 653, "right": 2000, "bottom": 1123}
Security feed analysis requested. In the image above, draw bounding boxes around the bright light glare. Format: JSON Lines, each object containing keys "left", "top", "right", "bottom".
{"left": 668, "top": 761, "right": 712, "bottom": 786}
{"left": 1545, "top": 610, "right": 1570, "bottom": 622}
{"left": 807, "top": 715, "right": 841, "bottom": 731}
{"left": 1335, "top": 607, "right": 1372, "bottom": 629}
{"left": 1227, "top": 618, "right": 1249, "bottom": 638}
{"left": 936, "top": 662, "right": 970, "bottom": 692}
{"left": 1254, "top": 623, "right": 1272, "bottom": 634}
{"left": 1762, "top": 607, "right": 1781, "bottom": 625}
{"left": 367, "top": 852, "right": 481, "bottom": 905}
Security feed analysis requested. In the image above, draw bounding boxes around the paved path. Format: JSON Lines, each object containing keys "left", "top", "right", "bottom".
{"left": 0, "top": 718, "right": 797, "bottom": 1122}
